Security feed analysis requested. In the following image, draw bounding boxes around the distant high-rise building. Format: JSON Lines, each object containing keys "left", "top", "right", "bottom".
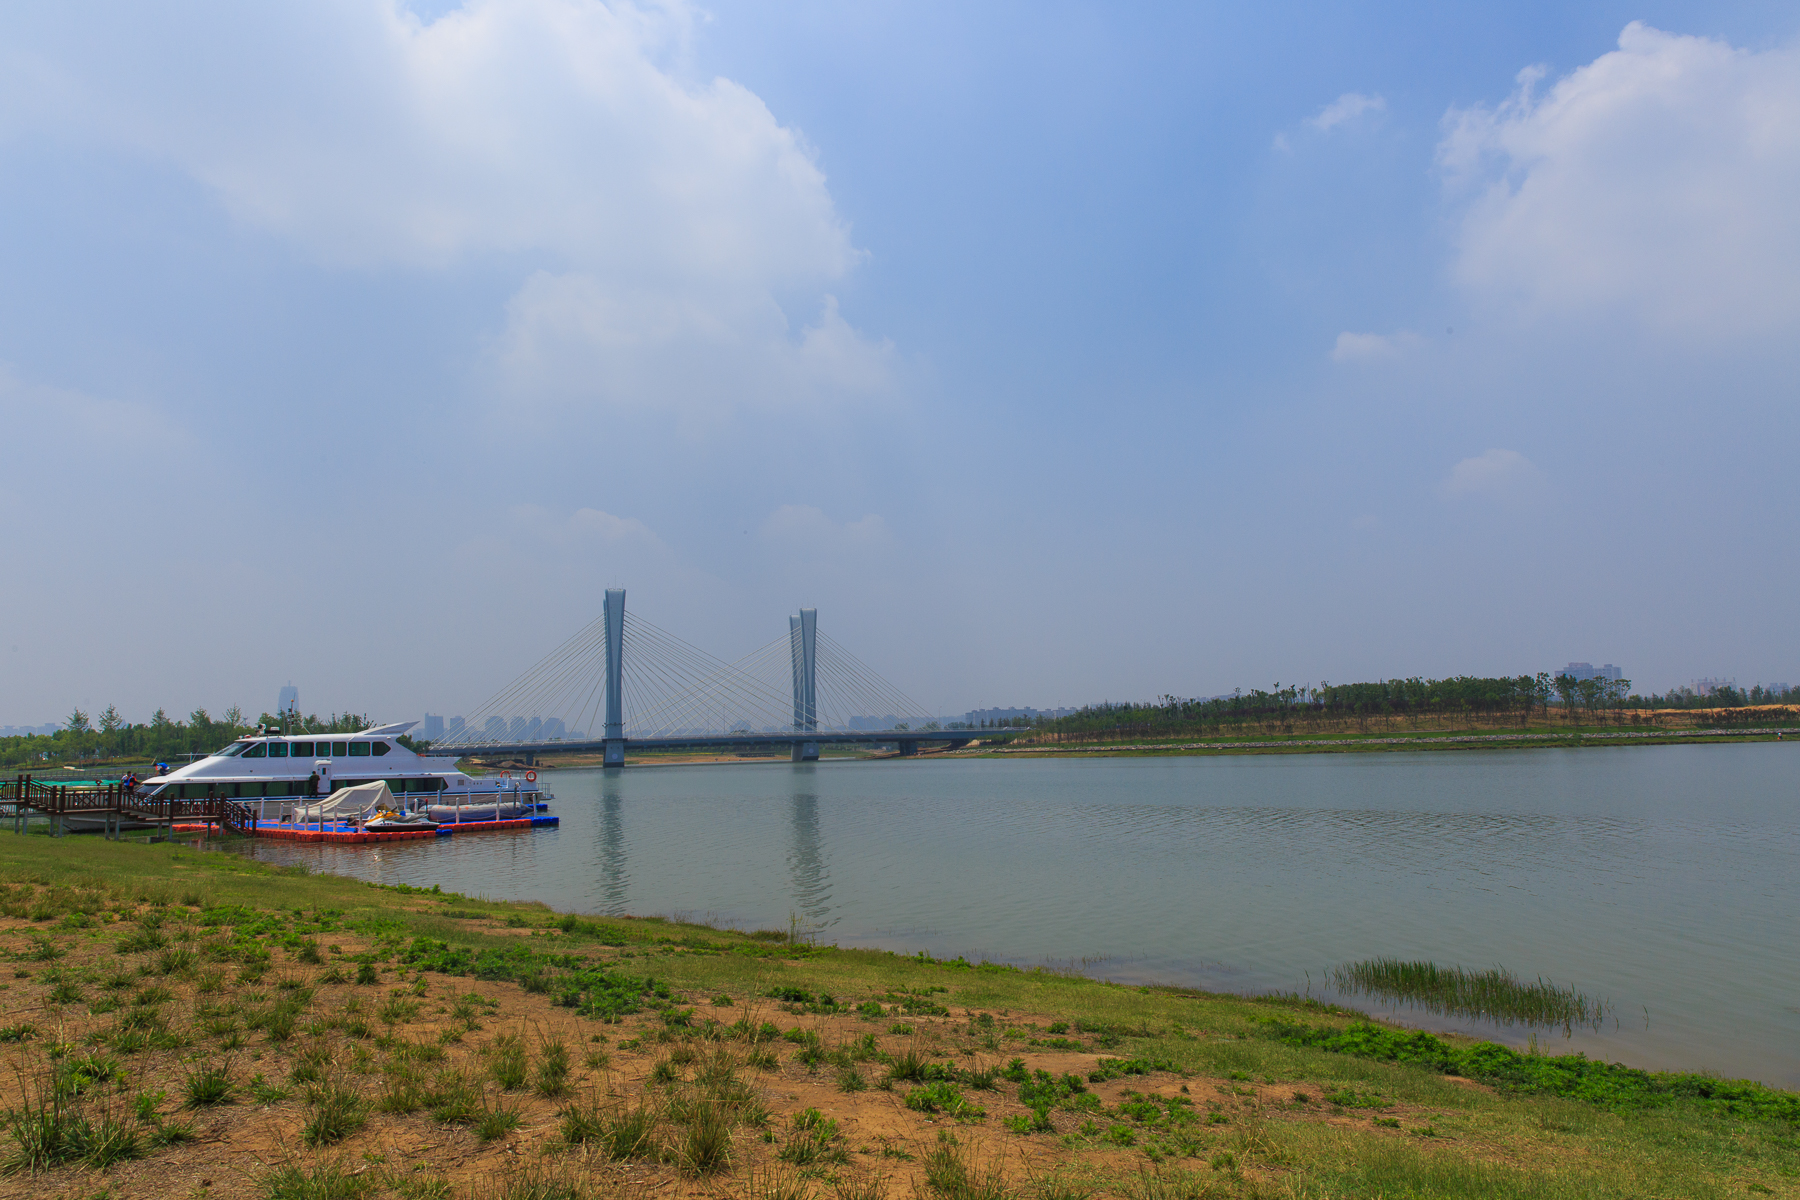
{"left": 278, "top": 684, "right": 300, "bottom": 718}
{"left": 508, "top": 716, "right": 528, "bottom": 740}
{"left": 848, "top": 715, "right": 901, "bottom": 730}
{"left": 525, "top": 716, "right": 543, "bottom": 742}
{"left": 484, "top": 715, "right": 506, "bottom": 738}
{"left": 446, "top": 716, "right": 465, "bottom": 738}
{"left": 1560, "top": 663, "right": 1622, "bottom": 683}
{"left": 422, "top": 714, "right": 445, "bottom": 740}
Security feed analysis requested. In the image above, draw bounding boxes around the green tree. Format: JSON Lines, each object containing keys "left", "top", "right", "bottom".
{"left": 1552, "top": 675, "right": 1579, "bottom": 723}
{"left": 66, "top": 707, "right": 91, "bottom": 734}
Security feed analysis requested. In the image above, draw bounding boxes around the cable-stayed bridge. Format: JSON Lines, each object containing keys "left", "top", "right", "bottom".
{"left": 435, "top": 589, "right": 1021, "bottom": 765}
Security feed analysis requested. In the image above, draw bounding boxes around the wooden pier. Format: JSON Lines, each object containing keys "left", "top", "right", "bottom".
{"left": 1, "top": 774, "right": 252, "bottom": 838}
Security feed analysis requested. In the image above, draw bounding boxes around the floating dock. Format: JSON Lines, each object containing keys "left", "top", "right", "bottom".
{"left": 241, "top": 814, "right": 559, "bottom": 843}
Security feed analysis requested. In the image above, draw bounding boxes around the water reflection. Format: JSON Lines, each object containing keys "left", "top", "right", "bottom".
{"left": 594, "top": 784, "right": 629, "bottom": 914}
{"left": 788, "top": 779, "right": 832, "bottom": 926}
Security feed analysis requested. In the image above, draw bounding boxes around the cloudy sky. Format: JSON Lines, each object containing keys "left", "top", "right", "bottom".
{"left": 3, "top": 0, "right": 1797, "bottom": 726}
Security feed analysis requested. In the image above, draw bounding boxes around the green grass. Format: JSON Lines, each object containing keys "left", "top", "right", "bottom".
{"left": 0, "top": 835, "right": 1793, "bottom": 1200}
{"left": 1331, "top": 958, "right": 1608, "bottom": 1031}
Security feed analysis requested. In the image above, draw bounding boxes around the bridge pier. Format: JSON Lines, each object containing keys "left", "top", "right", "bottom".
{"left": 790, "top": 608, "right": 818, "bottom": 762}
{"left": 897, "top": 739, "right": 918, "bottom": 757}
{"left": 603, "top": 587, "right": 625, "bottom": 768}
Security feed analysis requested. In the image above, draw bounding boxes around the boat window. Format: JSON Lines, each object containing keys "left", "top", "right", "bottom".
{"left": 292, "top": 741, "right": 314, "bottom": 756}
{"left": 267, "top": 742, "right": 288, "bottom": 758}
{"left": 241, "top": 743, "right": 267, "bottom": 759}
{"left": 332, "top": 742, "right": 348, "bottom": 756}
{"left": 348, "top": 742, "right": 370, "bottom": 758}
{"left": 372, "top": 742, "right": 391, "bottom": 757}
{"left": 212, "top": 742, "right": 248, "bottom": 758}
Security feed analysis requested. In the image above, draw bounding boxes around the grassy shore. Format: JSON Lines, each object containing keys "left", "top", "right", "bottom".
{"left": 944, "top": 721, "right": 1797, "bottom": 761}
{"left": 0, "top": 837, "right": 1791, "bottom": 1200}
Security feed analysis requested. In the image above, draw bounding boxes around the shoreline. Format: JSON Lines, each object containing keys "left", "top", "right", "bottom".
{"left": 0, "top": 836, "right": 1791, "bottom": 1199}
{"left": 494, "top": 724, "right": 1793, "bottom": 770}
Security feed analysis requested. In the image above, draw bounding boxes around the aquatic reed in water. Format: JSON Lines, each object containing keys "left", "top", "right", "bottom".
{"left": 1330, "top": 959, "right": 1608, "bottom": 1032}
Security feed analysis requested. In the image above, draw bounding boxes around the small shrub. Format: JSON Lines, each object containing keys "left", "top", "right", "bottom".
{"left": 922, "top": 1133, "right": 1008, "bottom": 1200}
{"left": 46, "top": 979, "right": 84, "bottom": 1005}
{"left": 905, "top": 1082, "right": 985, "bottom": 1121}
{"left": 379, "top": 996, "right": 422, "bottom": 1025}
{"left": 467, "top": 1162, "right": 591, "bottom": 1200}
{"left": 836, "top": 1064, "right": 867, "bottom": 1093}
{"left": 251, "top": 1073, "right": 292, "bottom": 1104}
{"left": 535, "top": 1038, "right": 571, "bottom": 1097}
{"left": 476, "top": 1101, "right": 523, "bottom": 1144}
{"left": 490, "top": 1035, "right": 529, "bottom": 1090}
{"left": 147, "top": 1116, "right": 199, "bottom": 1147}
{"left": 116, "top": 927, "right": 166, "bottom": 955}
{"left": 183, "top": 1063, "right": 236, "bottom": 1107}
{"left": 63, "top": 1110, "right": 144, "bottom": 1170}
{"left": 262, "top": 1157, "right": 378, "bottom": 1200}
{"left": 427, "top": 1070, "right": 483, "bottom": 1125}
{"left": 678, "top": 1100, "right": 735, "bottom": 1176}
{"left": 304, "top": 1086, "right": 370, "bottom": 1151}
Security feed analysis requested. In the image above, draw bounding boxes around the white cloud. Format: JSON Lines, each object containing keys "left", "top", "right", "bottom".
{"left": 1441, "top": 449, "right": 1543, "bottom": 499}
{"left": 760, "top": 505, "right": 889, "bottom": 547}
{"left": 1310, "top": 92, "right": 1386, "bottom": 132}
{"left": 504, "top": 504, "right": 664, "bottom": 548}
{"left": 498, "top": 278, "right": 895, "bottom": 416}
{"left": 1330, "top": 330, "right": 1421, "bottom": 363}
{"left": 0, "top": 1, "right": 886, "bottom": 419}
{"left": 0, "top": 1, "right": 856, "bottom": 280}
{"left": 0, "top": 365, "right": 189, "bottom": 452}
{"left": 1440, "top": 23, "right": 1800, "bottom": 338}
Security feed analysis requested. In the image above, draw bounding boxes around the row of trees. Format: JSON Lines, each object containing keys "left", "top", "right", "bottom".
{"left": 1032, "top": 671, "right": 1800, "bottom": 744}
{"left": 1637, "top": 682, "right": 1797, "bottom": 709}
{"left": 1, "top": 707, "right": 373, "bottom": 770}
{"left": 1014, "top": 669, "right": 1800, "bottom": 742}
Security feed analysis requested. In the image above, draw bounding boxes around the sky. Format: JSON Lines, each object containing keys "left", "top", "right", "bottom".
{"left": 2, "top": 0, "right": 1798, "bottom": 726}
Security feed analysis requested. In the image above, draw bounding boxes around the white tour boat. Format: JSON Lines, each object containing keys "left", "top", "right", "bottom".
{"left": 137, "top": 721, "right": 551, "bottom": 824}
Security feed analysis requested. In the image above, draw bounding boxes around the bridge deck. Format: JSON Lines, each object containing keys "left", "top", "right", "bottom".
{"left": 439, "top": 729, "right": 1023, "bottom": 758}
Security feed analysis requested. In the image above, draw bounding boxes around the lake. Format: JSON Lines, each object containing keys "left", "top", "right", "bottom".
{"left": 232, "top": 742, "right": 1800, "bottom": 1087}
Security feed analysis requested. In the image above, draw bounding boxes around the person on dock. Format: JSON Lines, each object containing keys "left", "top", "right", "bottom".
{"left": 307, "top": 770, "right": 320, "bottom": 797}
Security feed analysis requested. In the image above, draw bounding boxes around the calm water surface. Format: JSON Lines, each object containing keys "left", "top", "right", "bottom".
{"left": 236, "top": 744, "right": 1800, "bottom": 1086}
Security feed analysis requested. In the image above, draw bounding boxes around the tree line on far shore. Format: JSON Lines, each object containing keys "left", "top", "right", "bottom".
{"left": 0, "top": 707, "right": 376, "bottom": 771}
{"left": 1021, "top": 674, "right": 1800, "bottom": 743}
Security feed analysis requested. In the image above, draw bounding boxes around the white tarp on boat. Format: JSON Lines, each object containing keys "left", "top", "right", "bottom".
{"left": 295, "top": 780, "right": 395, "bottom": 824}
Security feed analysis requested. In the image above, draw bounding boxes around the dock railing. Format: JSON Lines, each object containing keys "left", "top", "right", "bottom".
{"left": 2, "top": 774, "right": 253, "bottom": 837}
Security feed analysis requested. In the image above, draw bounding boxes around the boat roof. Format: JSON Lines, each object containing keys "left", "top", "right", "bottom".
{"left": 241, "top": 721, "right": 417, "bottom": 741}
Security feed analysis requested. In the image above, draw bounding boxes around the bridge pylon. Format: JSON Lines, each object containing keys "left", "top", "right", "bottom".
{"left": 603, "top": 587, "right": 625, "bottom": 767}
{"left": 790, "top": 608, "right": 818, "bottom": 761}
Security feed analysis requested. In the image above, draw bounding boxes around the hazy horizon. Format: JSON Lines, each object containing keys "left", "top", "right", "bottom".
{"left": 4, "top": 2, "right": 1798, "bottom": 727}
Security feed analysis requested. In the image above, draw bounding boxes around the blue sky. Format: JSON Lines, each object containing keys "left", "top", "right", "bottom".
{"left": 2, "top": 0, "right": 1797, "bottom": 725}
